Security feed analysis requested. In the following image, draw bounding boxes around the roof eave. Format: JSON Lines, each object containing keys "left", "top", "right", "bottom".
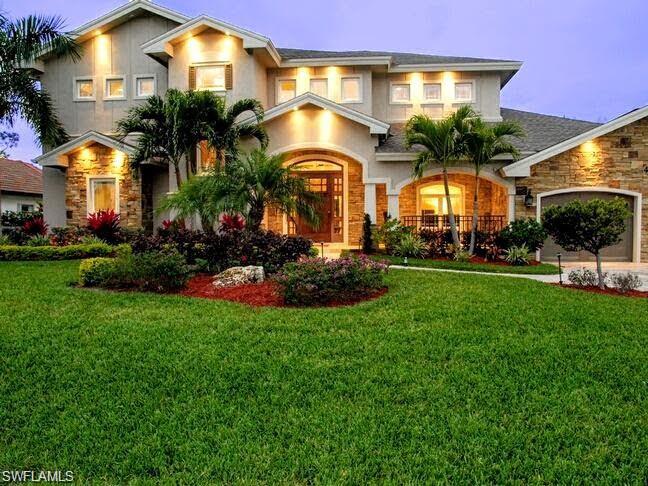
{"left": 388, "top": 61, "right": 523, "bottom": 73}
{"left": 34, "top": 131, "right": 136, "bottom": 168}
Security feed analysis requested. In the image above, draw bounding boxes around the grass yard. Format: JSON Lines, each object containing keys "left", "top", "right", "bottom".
{"left": 0, "top": 261, "right": 646, "bottom": 483}
{"left": 373, "top": 254, "right": 560, "bottom": 274}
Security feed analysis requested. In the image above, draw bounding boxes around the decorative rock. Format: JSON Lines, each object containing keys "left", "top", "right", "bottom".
{"left": 212, "top": 266, "right": 265, "bottom": 288}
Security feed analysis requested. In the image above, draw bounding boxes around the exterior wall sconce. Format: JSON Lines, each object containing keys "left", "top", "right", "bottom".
{"left": 524, "top": 190, "right": 533, "bottom": 207}
{"left": 643, "top": 164, "right": 648, "bottom": 175}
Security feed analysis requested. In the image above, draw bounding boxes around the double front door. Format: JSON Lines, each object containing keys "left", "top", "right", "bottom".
{"left": 293, "top": 171, "right": 343, "bottom": 243}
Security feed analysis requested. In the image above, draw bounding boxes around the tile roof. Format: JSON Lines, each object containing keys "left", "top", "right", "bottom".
{"left": 376, "top": 108, "right": 601, "bottom": 154}
{"left": 0, "top": 158, "right": 43, "bottom": 195}
{"left": 277, "top": 48, "right": 517, "bottom": 65}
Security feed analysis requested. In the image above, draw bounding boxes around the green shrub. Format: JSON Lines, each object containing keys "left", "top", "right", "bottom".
{"left": 78, "top": 250, "right": 190, "bottom": 293}
{"left": 276, "top": 256, "right": 388, "bottom": 306}
{"left": 377, "top": 219, "right": 413, "bottom": 255}
{"left": 361, "top": 213, "right": 375, "bottom": 254}
{"left": 503, "top": 244, "right": 532, "bottom": 266}
{"left": 568, "top": 268, "right": 602, "bottom": 287}
{"left": 0, "top": 234, "right": 12, "bottom": 246}
{"left": 25, "top": 235, "right": 51, "bottom": 247}
{"left": 452, "top": 248, "right": 471, "bottom": 263}
{"left": 394, "top": 233, "right": 427, "bottom": 258}
{"left": 611, "top": 273, "right": 643, "bottom": 294}
{"left": 0, "top": 243, "right": 116, "bottom": 261}
{"left": 498, "top": 218, "right": 547, "bottom": 251}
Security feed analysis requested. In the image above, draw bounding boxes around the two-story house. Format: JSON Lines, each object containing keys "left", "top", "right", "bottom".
{"left": 34, "top": 0, "right": 648, "bottom": 262}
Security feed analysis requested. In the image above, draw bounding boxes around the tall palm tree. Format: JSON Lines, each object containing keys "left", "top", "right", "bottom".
{"left": 405, "top": 105, "right": 476, "bottom": 247}
{"left": 162, "top": 149, "right": 320, "bottom": 232}
{"left": 117, "top": 90, "right": 267, "bottom": 189}
{"left": 0, "top": 14, "right": 80, "bottom": 148}
{"left": 463, "top": 118, "right": 523, "bottom": 255}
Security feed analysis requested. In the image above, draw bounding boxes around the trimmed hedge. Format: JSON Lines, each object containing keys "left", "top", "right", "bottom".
{"left": 0, "top": 243, "right": 129, "bottom": 261}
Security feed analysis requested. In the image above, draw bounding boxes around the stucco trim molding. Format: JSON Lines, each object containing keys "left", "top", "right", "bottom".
{"left": 535, "top": 186, "right": 642, "bottom": 263}
{"left": 503, "top": 105, "right": 648, "bottom": 177}
{"left": 34, "top": 131, "right": 136, "bottom": 168}
{"left": 251, "top": 92, "right": 390, "bottom": 135}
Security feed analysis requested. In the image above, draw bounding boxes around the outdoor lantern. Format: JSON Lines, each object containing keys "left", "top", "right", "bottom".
{"left": 403, "top": 256, "right": 409, "bottom": 267}
{"left": 557, "top": 252, "right": 563, "bottom": 285}
{"left": 524, "top": 190, "right": 534, "bottom": 207}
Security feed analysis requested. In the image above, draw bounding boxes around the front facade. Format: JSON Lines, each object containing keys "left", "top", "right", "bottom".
{"left": 34, "top": 0, "right": 648, "bottom": 261}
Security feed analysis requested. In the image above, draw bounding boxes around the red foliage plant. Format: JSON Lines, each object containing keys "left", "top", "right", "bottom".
{"left": 162, "top": 219, "right": 186, "bottom": 232}
{"left": 220, "top": 213, "right": 246, "bottom": 232}
{"left": 22, "top": 216, "right": 49, "bottom": 236}
{"left": 87, "top": 210, "right": 120, "bottom": 242}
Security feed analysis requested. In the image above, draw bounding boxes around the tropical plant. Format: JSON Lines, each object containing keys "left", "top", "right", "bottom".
{"left": 376, "top": 218, "right": 413, "bottom": 255}
{"left": 22, "top": 216, "right": 48, "bottom": 236}
{"left": 162, "top": 149, "right": 320, "bottom": 232}
{"left": 542, "top": 197, "right": 631, "bottom": 288}
{"left": 117, "top": 90, "right": 266, "bottom": 189}
{"left": 394, "top": 233, "right": 427, "bottom": 258}
{"left": 219, "top": 213, "right": 246, "bottom": 232}
{"left": 405, "top": 105, "right": 476, "bottom": 247}
{"left": 503, "top": 244, "right": 532, "bottom": 266}
{"left": 463, "top": 117, "right": 523, "bottom": 254}
{"left": 87, "top": 210, "right": 120, "bottom": 244}
{"left": 25, "top": 235, "right": 51, "bottom": 247}
{"left": 0, "top": 13, "right": 79, "bottom": 148}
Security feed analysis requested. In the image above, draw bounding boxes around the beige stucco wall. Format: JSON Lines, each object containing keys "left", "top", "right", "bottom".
{"left": 40, "top": 13, "right": 178, "bottom": 137}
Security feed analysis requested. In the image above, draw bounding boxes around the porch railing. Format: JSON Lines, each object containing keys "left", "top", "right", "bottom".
{"left": 400, "top": 215, "right": 506, "bottom": 233}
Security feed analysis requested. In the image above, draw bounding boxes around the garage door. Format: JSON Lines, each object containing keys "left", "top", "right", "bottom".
{"left": 540, "top": 191, "right": 634, "bottom": 262}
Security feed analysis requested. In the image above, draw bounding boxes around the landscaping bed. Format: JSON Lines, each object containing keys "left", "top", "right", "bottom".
{"left": 552, "top": 283, "right": 648, "bottom": 299}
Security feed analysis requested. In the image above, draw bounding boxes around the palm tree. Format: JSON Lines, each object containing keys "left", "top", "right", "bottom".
{"left": 0, "top": 14, "right": 80, "bottom": 148}
{"left": 117, "top": 90, "right": 267, "bottom": 189}
{"left": 162, "top": 149, "right": 320, "bottom": 232}
{"left": 463, "top": 118, "right": 523, "bottom": 255}
{"left": 405, "top": 105, "right": 476, "bottom": 247}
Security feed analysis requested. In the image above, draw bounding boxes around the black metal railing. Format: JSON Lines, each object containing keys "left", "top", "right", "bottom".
{"left": 400, "top": 215, "right": 506, "bottom": 233}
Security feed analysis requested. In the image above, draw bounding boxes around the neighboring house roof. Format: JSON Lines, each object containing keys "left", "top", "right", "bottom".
{"left": 240, "top": 92, "right": 390, "bottom": 135}
{"left": 503, "top": 105, "right": 648, "bottom": 177}
{"left": 0, "top": 158, "right": 43, "bottom": 195}
{"left": 376, "top": 108, "right": 600, "bottom": 159}
{"left": 35, "top": 131, "right": 136, "bottom": 168}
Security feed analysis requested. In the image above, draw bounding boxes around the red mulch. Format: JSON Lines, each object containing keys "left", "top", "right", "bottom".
{"left": 551, "top": 283, "right": 648, "bottom": 299}
{"left": 178, "top": 275, "right": 388, "bottom": 307}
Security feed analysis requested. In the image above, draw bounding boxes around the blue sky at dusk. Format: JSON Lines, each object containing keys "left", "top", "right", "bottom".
{"left": 2, "top": 0, "right": 647, "bottom": 162}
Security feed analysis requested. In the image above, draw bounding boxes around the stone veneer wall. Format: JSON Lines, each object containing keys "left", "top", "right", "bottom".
{"left": 376, "top": 183, "right": 388, "bottom": 224}
{"left": 514, "top": 118, "right": 648, "bottom": 261}
{"left": 65, "top": 143, "right": 141, "bottom": 227}
{"left": 262, "top": 150, "right": 365, "bottom": 246}
{"left": 398, "top": 173, "right": 508, "bottom": 218}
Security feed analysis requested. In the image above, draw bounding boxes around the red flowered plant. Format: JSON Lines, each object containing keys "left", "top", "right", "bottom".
{"left": 22, "top": 216, "right": 49, "bottom": 236}
{"left": 219, "top": 213, "right": 246, "bottom": 232}
{"left": 87, "top": 210, "right": 120, "bottom": 243}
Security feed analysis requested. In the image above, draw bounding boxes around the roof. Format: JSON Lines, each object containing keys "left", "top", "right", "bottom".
{"left": 240, "top": 92, "right": 390, "bottom": 135}
{"left": 502, "top": 104, "right": 648, "bottom": 177}
{"left": 35, "top": 131, "right": 136, "bottom": 168}
{"left": 376, "top": 108, "right": 600, "bottom": 156}
{"left": 277, "top": 48, "right": 517, "bottom": 65}
{"left": 0, "top": 158, "right": 43, "bottom": 195}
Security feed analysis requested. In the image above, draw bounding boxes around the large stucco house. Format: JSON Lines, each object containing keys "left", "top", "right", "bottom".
{"left": 33, "top": 0, "right": 647, "bottom": 262}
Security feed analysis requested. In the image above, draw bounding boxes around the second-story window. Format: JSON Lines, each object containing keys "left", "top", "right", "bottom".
{"left": 135, "top": 75, "right": 156, "bottom": 98}
{"left": 454, "top": 82, "right": 473, "bottom": 102}
{"left": 340, "top": 77, "right": 361, "bottom": 103}
{"left": 74, "top": 77, "right": 95, "bottom": 101}
{"left": 423, "top": 83, "right": 442, "bottom": 101}
{"left": 277, "top": 79, "right": 296, "bottom": 103}
{"left": 391, "top": 83, "right": 411, "bottom": 103}
{"left": 309, "top": 78, "right": 328, "bottom": 98}
{"left": 105, "top": 76, "right": 126, "bottom": 100}
{"left": 196, "top": 65, "right": 226, "bottom": 91}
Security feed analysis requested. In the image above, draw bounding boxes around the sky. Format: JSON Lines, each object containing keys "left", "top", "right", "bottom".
{"left": 2, "top": 0, "right": 647, "bottom": 162}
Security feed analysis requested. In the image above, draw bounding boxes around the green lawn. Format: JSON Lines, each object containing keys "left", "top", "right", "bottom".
{"left": 1, "top": 261, "right": 646, "bottom": 483}
{"left": 374, "top": 254, "right": 560, "bottom": 274}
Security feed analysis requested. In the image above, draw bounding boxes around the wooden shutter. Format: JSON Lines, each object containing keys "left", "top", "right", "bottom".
{"left": 225, "top": 64, "right": 233, "bottom": 90}
{"left": 188, "top": 66, "right": 196, "bottom": 90}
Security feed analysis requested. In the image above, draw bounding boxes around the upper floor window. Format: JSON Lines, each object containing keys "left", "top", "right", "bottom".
{"left": 105, "top": 76, "right": 126, "bottom": 100}
{"left": 277, "top": 79, "right": 296, "bottom": 103}
{"left": 135, "top": 75, "right": 156, "bottom": 99}
{"left": 390, "top": 83, "right": 411, "bottom": 103}
{"left": 74, "top": 77, "right": 95, "bottom": 101}
{"left": 454, "top": 82, "right": 473, "bottom": 102}
{"left": 196, "top": 65, "right": 226, "bottom": 91}
{"left": 340, "top": 76, "right": 362, "bottom": 103}
{"left": 423, "top": 83, "right": 442, "bottom": 101}
{"left": 309, "top": 78, "right": 328, "bottom": 98}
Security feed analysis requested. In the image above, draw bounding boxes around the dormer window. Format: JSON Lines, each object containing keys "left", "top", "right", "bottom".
{"left": 454, "top": 82, "right": 474, "bottom": 102}
{"left": 277, "top": 79, "right": 297, "bottom": 103}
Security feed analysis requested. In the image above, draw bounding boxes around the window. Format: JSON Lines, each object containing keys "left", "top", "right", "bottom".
{"left": 74, "top": 77, "right": 95, "bottom": 101}
{"left": 391, "top": 83, "right": 411, "bottom": 103}
{"left": 423, "top": 83, "right": 442, "bottom": 101}
{"left": 196, "top": 65, "right": 226, "bottom": 91}
{"left": 309, "top": 78, "right": 328, "bottom": 98}
{"left": 454, "top": 82, "right": 473, "bottom": 101}
{"left": 419, "top": 184, "right": 464, "bottom": 216}
{"left": 135, "top": 75, "right": 156, "bottom": 98}
{"left": 277, "top": 79, "right": 296, "bottom": 103}
{"left": 340, "top": 77, "right": 361, "bottom": 103}
{"left": 88, "top": 178, "right": 118, "bottom": 214}
{"left": 105, "top": 76, "right": 125, "bottom": 100}
{"left": 19, "top": 204, "right": 34, "bottom": 212}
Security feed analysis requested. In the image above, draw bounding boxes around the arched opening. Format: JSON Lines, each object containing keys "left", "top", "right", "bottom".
{"left": 418, "top": 183, "right": 465, "bottom": 216}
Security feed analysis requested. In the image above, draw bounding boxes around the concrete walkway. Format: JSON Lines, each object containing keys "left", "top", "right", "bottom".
{"left": 390, "top": 262, "right": 648, "bottom": 291}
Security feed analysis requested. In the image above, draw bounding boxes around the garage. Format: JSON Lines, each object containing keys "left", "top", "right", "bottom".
{"left": 539, "top": 190, "right": 636, "bottom": 262}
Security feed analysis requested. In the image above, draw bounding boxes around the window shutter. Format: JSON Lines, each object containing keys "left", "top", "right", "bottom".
{"left": 188, "top": 66, "right": 196, "bottom": 90}
{"left": 225, "top": 64, "right": 233, "bottom": 90}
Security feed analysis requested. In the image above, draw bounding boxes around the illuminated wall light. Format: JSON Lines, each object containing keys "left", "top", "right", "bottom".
{"left": 112, "top": 151, "right": 125, "bottom": 170}
{"left": 580, "top": 140, "right": 600, "bottom": 166}
{"left": 410, "top": 72, "right": 423, "bottom": 104}
{"left": 95, "top": 34, "right": 111, "bottom": 72}
{"left": 297, "top": 67, "right": 310, "bottom": 94}
{"left": 319, "top": 108, "right": 333, "bottom": 142}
